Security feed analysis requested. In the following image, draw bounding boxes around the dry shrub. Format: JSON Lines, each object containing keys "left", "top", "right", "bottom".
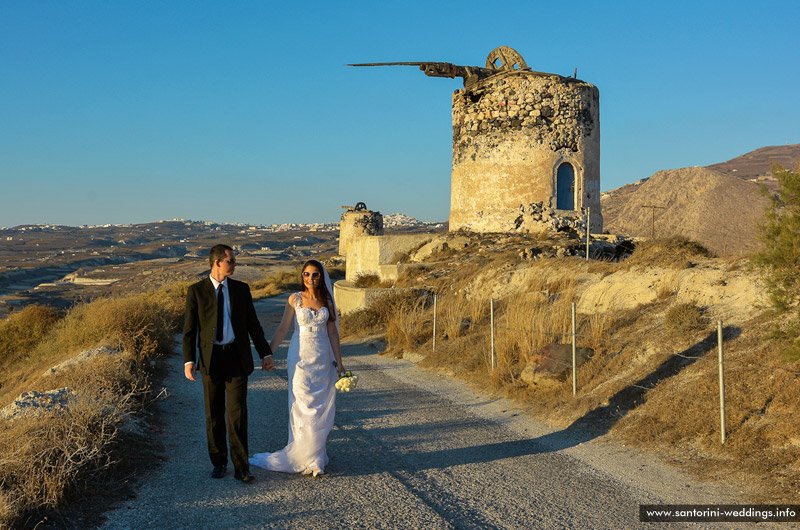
{"left": 0, "top": 305, "right": 61, "bottom": 369}
{"left": 352, "top": 273, "right": 393, "bottom": 289}
{"left": 0, "top": 352, "right": 151, "bottom": 528}
{"left": 627, "top": 236, "right": 713, "bottom": 269}
{"left": 250, "top": 269, "right": 302, "bottom": 300}
{"left": 340, "top": 306, "right": 383, "bottom": 337}
{"left": 0, "top": 288, "right": 181, "bottom": 528}
{"left": 340, "top": 289, "right": 427, "bottom": 338}
{"left": 664, "top": 302, "right": 706, "bottom": 331}
{"left": 438, "top": 295, "right": 471, "bottom": 341}
{"left": 146, "top": 281, "right": 191, "bottom": 316}
{"left": 613, "top": 326, "right": 800, "bottom": 501}
{"left": 582, "top": 310, "right": 616, "bottom": 353}
{"left": 656, "top": 271, "right": 680, "bottom": 300}
{"left": 422, "top": 332, "right": 490, "bottom": 376}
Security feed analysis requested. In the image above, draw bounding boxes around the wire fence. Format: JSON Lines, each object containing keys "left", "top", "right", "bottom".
{"left": 425, "top": 292, "right": 800, "bottom": 444}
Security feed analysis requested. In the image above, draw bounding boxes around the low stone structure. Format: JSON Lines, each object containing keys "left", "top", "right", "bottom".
{"left": 339, "top": 203, "right": 384, "bottom": 258}
{"left": 345, "top": 233, "right": 434, "bottom": 282}
{"left": 335, "top": 231, "right": 435, "bottom": 314}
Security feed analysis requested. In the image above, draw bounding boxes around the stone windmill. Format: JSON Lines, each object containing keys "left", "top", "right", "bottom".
{"left": 351, "top": 46, "right": 602, "bottom": 233}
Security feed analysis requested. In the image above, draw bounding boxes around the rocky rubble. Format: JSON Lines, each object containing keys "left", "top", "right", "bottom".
{"left": 0, "top": 387, "right": 76, "bottom": 421}
{"left": 43, "top": 346, "right": 122, "bottom": 377}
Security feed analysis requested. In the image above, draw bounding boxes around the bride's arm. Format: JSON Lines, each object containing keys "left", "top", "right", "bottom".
{"left": 327, "top": 319, "right": 345, "bottom": 376}
{"left": 269, "top": 295, "right": 296, "bottom": 353}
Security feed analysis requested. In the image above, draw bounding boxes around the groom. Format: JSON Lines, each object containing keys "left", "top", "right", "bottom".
{"left": 183, "top": 244, "right": 274, "bottom": 483}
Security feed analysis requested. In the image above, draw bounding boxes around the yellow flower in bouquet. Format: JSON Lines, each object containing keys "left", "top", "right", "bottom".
{"left": 335, "top": 371, "right": 358, "bottom": 392}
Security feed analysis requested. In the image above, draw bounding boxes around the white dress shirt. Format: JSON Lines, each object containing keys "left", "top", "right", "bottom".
{"left": 210, "top": 275, "right": 235, "bottom": 345}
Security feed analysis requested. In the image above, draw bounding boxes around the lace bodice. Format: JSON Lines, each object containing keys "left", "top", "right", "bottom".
{"left": 292, "top": 292, "right": 330, "bottom": 328}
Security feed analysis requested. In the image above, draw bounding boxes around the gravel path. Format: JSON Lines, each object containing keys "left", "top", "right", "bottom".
{"left": 99, "top": 294, "right": 773, "bottom": 529}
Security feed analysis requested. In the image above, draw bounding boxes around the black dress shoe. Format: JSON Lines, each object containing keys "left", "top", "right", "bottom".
{"left": 234, "top": 470, "right": 255, "bottom": 483}
{"left": 211, "top": 464, "right": 227, "bottom": 479}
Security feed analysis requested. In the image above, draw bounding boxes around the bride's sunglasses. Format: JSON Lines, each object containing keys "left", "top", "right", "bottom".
{"left": 302, "top": 271, "right": 321, "bottom": 279}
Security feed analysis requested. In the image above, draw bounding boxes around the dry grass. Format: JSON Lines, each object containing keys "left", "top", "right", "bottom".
{"left": 250, "top": 269, "right": 302, "bottom": 300}
{"left": 0, "top": 284, "right": 184, "bottom": 528}
{"left": 612, "top": 315, "right": 800, "bottom": 500}
{"left": 340, "top": 289, "right": 429, "bottom": 340}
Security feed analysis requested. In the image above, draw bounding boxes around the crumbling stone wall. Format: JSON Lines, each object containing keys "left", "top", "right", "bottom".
{"left": 339, "top": 208, "right": 384, "bottom": 257}
{"left": 450, "top": 71, "right": 602, "bottom": 233}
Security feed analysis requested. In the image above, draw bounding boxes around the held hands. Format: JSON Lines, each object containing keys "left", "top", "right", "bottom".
{"left": 261, "top": 355, "right": 275, "bottom": 371}
{"left": 335, "top": 361, "right": 346, "bottom": 378}
{"left": 184, "top": 363, "right": 197, "bottom": 382}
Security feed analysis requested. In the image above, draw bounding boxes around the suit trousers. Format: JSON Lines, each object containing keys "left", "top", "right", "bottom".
{"left": 202, "top": 344, "right": 249, "bottom": 472}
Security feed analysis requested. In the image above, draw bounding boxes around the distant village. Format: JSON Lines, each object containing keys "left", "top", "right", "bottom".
{"left": 0, "top": 213, "right": 444, "bottom": 240}
{"left": 1, "top": 213, "right": 442, "bottom": 236}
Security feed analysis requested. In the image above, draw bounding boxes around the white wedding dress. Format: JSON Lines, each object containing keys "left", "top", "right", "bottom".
{"left": 249, "top": 293, "right": 337, "bottom": 474}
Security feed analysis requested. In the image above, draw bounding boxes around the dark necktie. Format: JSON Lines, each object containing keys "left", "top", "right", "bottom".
{"left": 216, "top": 284, "right": 224, "bottom": 343}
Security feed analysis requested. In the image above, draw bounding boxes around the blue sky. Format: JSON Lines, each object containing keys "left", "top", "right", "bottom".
{"left": 1, "top": 1, "right": 798, "bottom": 227}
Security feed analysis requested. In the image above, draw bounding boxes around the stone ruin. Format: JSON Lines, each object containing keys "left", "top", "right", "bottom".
{"left": 336, "top": 48, "right": 605, "bottom": 313}
{"left": 450, "top": 48, "right": 601, "bottom": 234}
{"left": 351, "top": 46, "right": 603, "bottom": 235}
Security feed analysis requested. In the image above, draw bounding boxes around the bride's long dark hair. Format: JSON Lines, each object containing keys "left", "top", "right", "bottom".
{"left": 301, "top": 259, "right": 335, "bottom": 322}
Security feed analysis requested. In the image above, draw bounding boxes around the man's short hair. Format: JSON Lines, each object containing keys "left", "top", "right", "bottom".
{"left": 209, "top": 244, "right": 233, "bottom": 267}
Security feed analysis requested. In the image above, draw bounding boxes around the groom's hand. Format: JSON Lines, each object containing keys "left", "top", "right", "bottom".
{"left": 184, "top": 362, "right": 197, "bottom": 381}
{"left": 261, "top": 355, "right": 275, "bottom": 371}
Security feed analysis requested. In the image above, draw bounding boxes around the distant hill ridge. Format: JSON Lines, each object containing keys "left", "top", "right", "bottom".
{"left": 705, "top": 143, "right": 800, "bottom": 181}
{"left": 601, "top": 143, "right": 800, "bottom": 256}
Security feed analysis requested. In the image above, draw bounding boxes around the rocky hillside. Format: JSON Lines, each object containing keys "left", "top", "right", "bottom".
{"left": 601, "top": 144, "right": 800, "bottom": 256}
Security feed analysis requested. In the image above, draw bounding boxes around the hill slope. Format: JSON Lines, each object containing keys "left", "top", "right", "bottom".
{"left": 602, "top": 166, "right": 768, "bottom": 256}
{"left": 600, "top": 143, "right": 800, "bottom": 255}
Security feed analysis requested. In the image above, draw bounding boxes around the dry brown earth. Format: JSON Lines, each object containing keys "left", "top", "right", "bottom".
{"left": 601, "top": 166, "right": 768, "bottom": 257}
{"left": 601, "top": 144, "right": 800, "bottom": 257}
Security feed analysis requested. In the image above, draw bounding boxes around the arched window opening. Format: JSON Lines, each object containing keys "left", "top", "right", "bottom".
{"left": 556, "top": 163, "right": 575, "bottom": 210}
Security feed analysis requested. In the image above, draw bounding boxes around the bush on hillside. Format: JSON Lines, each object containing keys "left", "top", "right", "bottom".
{"left": 627, "top": 236, "right": 712, "bottom": 269}
{"left": 752, "top": 164, "right": 800, "bottom": 359}
{"left": 664, "top": 302, "right": 706, "bottom": 331}
{"left": 0, "top": 305, "right": 61, "bottom": 369}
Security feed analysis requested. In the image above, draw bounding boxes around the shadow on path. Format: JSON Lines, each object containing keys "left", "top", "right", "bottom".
{"left": 329, "top": 326, "right": 741, "bottom": 477}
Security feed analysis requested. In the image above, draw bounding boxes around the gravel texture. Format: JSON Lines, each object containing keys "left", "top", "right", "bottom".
{"left": 99, "top": 294, "right": 775, "bottom": 529}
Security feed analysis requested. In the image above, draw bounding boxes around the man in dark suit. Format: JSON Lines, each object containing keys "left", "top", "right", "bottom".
{"left": 183, "top": 244, "right": 274, "bottom": 483}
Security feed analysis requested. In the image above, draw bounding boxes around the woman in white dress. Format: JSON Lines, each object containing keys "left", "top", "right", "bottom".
{"left": 249, "top": 260, "right": 345, "bottom": 477}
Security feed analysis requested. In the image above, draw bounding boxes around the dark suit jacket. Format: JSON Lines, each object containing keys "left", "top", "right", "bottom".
{"left": 182, "top": 276, "right": 271, "bottom": 376}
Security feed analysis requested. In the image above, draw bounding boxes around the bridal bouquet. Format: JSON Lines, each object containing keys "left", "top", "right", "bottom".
{"left": 335, "top": 371, "right": 359, "bottom": 392}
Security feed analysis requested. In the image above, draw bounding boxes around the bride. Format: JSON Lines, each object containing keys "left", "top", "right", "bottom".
{"left": 249, "top": 260, "right": 345, "bottom": 477}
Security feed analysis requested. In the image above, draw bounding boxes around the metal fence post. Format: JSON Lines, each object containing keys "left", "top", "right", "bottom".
{"left": 585, "top": 207, "right": 590, "bottom": 262}
{"left": 432, "top": 293, "right": 437, "bottom": 353}
{"left": 572, "top": 302, "right": 577, "bottom": 396}
{"left": 718, "top": 320, "right": 726, "bottom": 444}
{"left": 490, "top": 298, "right": 495, "bottom": 372}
